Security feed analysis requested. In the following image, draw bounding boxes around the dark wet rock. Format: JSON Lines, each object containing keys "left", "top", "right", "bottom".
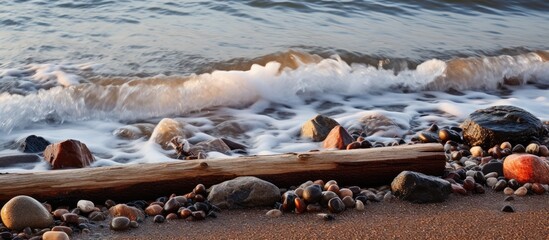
{"left": 163, "top": 198, "right": 181, "bottom": 213}
{"left": 43, "top": 139, "right": 95, "bottom": 169}
{"left": 512, "top": 144, "right": 525, "bottom": 153}
{"left": 321, "top": 191, "right": 338, "bottom": 207}
{"left": 17, "top": 135, "right": 50, "bottom": 153}
{"left": 322, "top": 125, "right": 354, "bottom": 149}
{"left": 493, "top": 179, "right": 507, "bottom": 191}
{"left": 220, "top": 138, "right": 247, "bottom": 151}
{"left": 301, "top": 114, "right": 340, "bottom": 142}
{"left": 0, "top": 154, "right": 41, "bottom": 168}
{"left": 507, "top": 179, "right": 520, "bottom": 190}
{"left": 190, "top": 138, "right": 232, "bottom": 156}
{"left": 88, "top": 211, "right": 106, "bottom": 221}
{"left": 501, "top": 205, "right": 515, "bottom": 213}
{"left": 418, "top": 130, "right": 439, "bottom": 143}
{"left": 503, "top": 154, "right": 549, "bottom": 184}
{"left": 207, "top": 176, "right": 280, "bottom": 209}
{"left": 282, "top": 191, "right": 297, "bottom": 212}
{"left": 302, "top": 184, "right": 323, "bottom": 204}
{"left": 461, "top": 105, "right": 547, "bottom": 149}
{"left": 481, "top": 161, "right": 503, "bottom": 177}
{"left": 153, "top": 215, "right": 165, "bottom": 223}
{"left": 327, "top": 197, "right": 345, "bottom": 213}
{"left": 0, "top": 195, "right": 54, "bottom": 230}
{"left": 391, "top": 171, "right": 452, "bottom": 203}
{"left": 438, "top": 128, "right": 462, "bottom": 144}
{"left": 342, "top": 196, "right": 356, "bottom": 208}
{"left": 61, "top": 213, "right": 79, "bottom": 224}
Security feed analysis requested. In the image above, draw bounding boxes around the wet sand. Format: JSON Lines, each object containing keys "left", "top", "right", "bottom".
{"left": 78, "top": 191, "right": 549, "bottom": 239}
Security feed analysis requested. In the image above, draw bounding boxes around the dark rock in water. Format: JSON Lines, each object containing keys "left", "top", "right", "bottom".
{"left": 481, "top": 161, "right": 503, "bottom": 177}
{"left": 322, "top": 126, "right": 354, "bottom": 150}
{"left": 190, "top": 138, "right": 232, "bottom": 156}
{"left": 438, "top": 128, "right": 462, "bottom": 144}
{"left": 17, "top": 135, "right": 50, "bottom": 153}
{"left": 418, "top": 131, "right": 439, "bottom": 143}
{"left": 207, "top": 176, "right": 280, "bottom": 209}
{"left": 0, "top": 154, "right": 40, "bottom": 168}
{"left": 301, "top": 114, "right": 340, "bottom": 142}
{"left": 43, "top": 139, "right": 95, "bottom": 169}
{"left": 220, "top": 138, "right": 248, "bottom": 151}
{"left": 391, "top": 171, "right": 452, "bottom": 203}
{"left": 460, "top": 105, "right": 547, "bottom": 149}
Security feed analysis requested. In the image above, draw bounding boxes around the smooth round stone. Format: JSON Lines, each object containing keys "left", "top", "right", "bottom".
{"left": 501, "top": 205, "right": 515, "bottom": 213}
{"left": 88, "top": 211, "right": 106, "bottom": 221}
{"left": 327, "top": 197, "right": 345, "bottom": 214}
{"left": 282, "top": 191, "right": 297, "bottom": 212}
{"left": 463, "top": 177, "right": 475, "bottom": 191}
{"left": 51, "top": 226, "right": 72, "bottom": 236}
{"left": 473, "top": 171, "right": 485, "bottom": 184}
{"left": 508, "top": 179, "right": 520, "bottom": 190}
{"left": 470, "top": 146, "right": 484, "bottom": 157}
{"left": 503, "top": 187, "right": 514, "bottom": 195}
{"left": 294, "top": 188, "right": 304, "bottom": 198}
{"left": 493, "top": 179, "right": 507, "bottom": 191}
{"left": 153, "top": 215, "right": 165, "bottom": 223}
{"left": 485, "top": 172, "right": 498, "bottom": 179}
{"left": 110, "top": 217, "right": 131, "bottom": 231}
{"left": 342, "top": 196, "right": 355, "bottom": 208}
{"left": 355, "top": 200, "right": 365, "bottom": 211}
{"left": 486, "top": 177, "right": 498, "bottom": 188}
{"left": 532, "top": 183, "right": 546, "bottom": 195}
{"left": 179, "top": 208, "right": 192, "bottom": 219}
{"left": 193, "top": 184, "right": 207, "bottom": 195}
{"left": 52, "top": 209, "right": 69, "bottom": 219}
{"left": 326, "top": 184, "right": 340, "bottom": 195}
{"left": 306, "top": 203, "right": 322, "bottom": 212}
{"left": 42, "top": 231, "right": 69, "bottom": 240}
{"left": 525, "top": 143, "right": 540, "bottom": 155}
{"left": 500, "top": 142, "right": 512, "bottom": 150}
{"left": 61, "top": 213, "right": 79, "bottom": 224}
{"left": 514, "top": 187, "right": 528, "bottom": 196}
{"left": 512, "top": 144, "right": 525, "bottom": 153}
{"left": 302, "top": 185, "right": 323, "bottom": 204}
{"left": 324, "top": 180, "right": 338, "bottom": 190}
{"left": 294, "top": 198, "right": 306, "bottom": 213}
{"left": 163, "top": 198, "right": 181, "bottom": 213}
{"left": 77, "top": 200, "right": 95, "bottom": 213}
{"left": 339, "top": 188, "right": 353, "bottom": 198}
{"left": 321, "top": 191, "right": 338, "bottom": 207}
{"left": 166, "top": 213, "right": 178, "bottom": 220}
{"left": 191, "top": 211, "right": 206, "bottom": 220}
{"left": 266, "top": 209, "right": 282, "bottom": 218}
{"left": 0, "top": 195, "right": 54, "bottom": 231}
{"left": 130, "top": 221, "right": 139, "bottom": 228}
{"left": 299, "top": 180, "right": 314, "bottom": 189}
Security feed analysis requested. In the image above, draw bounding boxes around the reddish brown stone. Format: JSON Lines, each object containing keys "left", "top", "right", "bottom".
{"left": 503, "top": 154, "right": 549, "bottom": 184}
{"left": 109, "top": 204, "right": 145, "bottom": 222}
{"left": 43, "top": 139, "right": 95, "bottom": 169}
{"left": 322, "top": 126, "right": 354, "bottom": 150}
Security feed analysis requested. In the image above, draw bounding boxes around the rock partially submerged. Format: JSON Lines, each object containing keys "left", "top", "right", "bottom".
{"left": 43, "top": 139, "right": 95, "bottom": 169}
{"left": 207, "top": 176, "right": 280, "bottom": 209}
{"left": 322, "top": 125, "right": 354, "bottom": 149}
{"left": 391, "top": 171, "right": 452, "bottom": 203}
{"left": 301, "top": 114, "right": 340, "bottom": 142}
{"left": 17, "top": 135, "right": 50, "bottom": 153}
{"left": 461, "top": 106, "right": 547, "bottom": 148}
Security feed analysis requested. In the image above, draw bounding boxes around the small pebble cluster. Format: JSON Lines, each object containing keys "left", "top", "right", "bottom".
{"left": 266, "top": 179, "right": 393, "bottom": 220}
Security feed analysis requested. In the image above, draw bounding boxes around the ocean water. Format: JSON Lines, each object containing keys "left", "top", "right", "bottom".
{"left": 1, "top": 0, "right": 549, "bottom": 172}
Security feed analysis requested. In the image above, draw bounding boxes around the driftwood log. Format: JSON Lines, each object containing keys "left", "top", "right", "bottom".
{"left": 0, "top": 143, "right": 444, "bottom": 205}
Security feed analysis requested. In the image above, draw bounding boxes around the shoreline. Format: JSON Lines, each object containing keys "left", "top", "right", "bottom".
{"left": 78, "top": 191, "right": 549, "bottom": 239}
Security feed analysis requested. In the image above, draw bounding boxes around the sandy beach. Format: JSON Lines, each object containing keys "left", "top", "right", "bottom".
{"left": 76, "top": 191, "right": 549, "bottom": 240}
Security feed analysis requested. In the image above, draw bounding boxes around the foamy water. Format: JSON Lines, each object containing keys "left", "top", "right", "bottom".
{"left": 1, "top": 1, "right": 549, "bottom": 172}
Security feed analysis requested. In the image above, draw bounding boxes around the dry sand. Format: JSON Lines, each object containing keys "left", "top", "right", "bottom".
{"left": 76, "top": 191, "right": 549, "bottom": 240}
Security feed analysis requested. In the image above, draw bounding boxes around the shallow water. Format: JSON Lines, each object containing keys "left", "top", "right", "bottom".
{"left": 1, "top": 0, "right": 548, "bottom": 172}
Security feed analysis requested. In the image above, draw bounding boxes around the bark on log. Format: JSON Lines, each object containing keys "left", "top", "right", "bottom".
{"left": 0, "top": 143, "right": 444, "bottom": 205}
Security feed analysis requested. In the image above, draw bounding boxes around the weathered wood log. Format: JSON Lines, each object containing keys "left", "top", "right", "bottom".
{"left": 0, "top": 143, "right": 444, "bottom": 205}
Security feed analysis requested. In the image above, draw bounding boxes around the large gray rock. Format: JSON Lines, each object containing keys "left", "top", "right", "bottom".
{"left": 391, "top": 171, "right": 451, "bottom": 203}
{"left": 461, "top": 106, "right": 547, "bottom": 148}
{"left": 207, "top": 176, "right": 280, "bottom": 209}
{"left": 301, "top": 114, "right": 340, "bottom": 142}
{"left": 1, "top": 195, "right": 54, "bottom": 230}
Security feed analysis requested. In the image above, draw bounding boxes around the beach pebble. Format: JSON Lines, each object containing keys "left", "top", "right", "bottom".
{"left": 539, "top": 145, "right": 549, "bottom": 157}
{"left": 501, "top": 205, "right": 515, "bottom": 213}
{"left": 339, "top": 188, "right": 353, "bottom": 198}
{"left": 507, "top": 179, "right": 520, "bottom": 190}
{"left": 43, "top": 139, "right": 95, "bottom": 169}
{"left": 503, "top": 187, "right": 514, "bottom": 195}
{"left": 294, "top": 188, "right": 304, "bottom": 198}
{"left": 110, "top": 217, "right": 131, "bottom": 231}
{"left": 391, "top": 171, "right": 452, "bottom": 203}
{"left": 451, "top": 184, "right": 467, "bottom": 195}
{"left": 208, "top": 176, "right": 280, "bottom": 209}
{"left": 145, "top": 205, "right": 163, "bottom": 216}
{"left": 52, "top": 209, "right": 69, "bottom": 219}
{"left": 493, "top": 180, "right": 507, "bottom": 191}
{"left": 294, "top": 198, "right": 306, "bottom": 213}
{"left": 88, "top": 211, "right": 106, "bottom": 221}
{"left": 163, "top": 198, "right": 181, "bottom": 213}
{"left": 42, "top": 231, "right": 69, "bottom": 240}
{"left": 61, "top": 213, "right": 79, "bottom": 224}
{"left": 77, "top": 200, "right": 95, "bottom": 213}
{"left": 51, "top": 226, "right": 72, "bottom": 236}
{"left": 525, "top": 143, "right": 539, "bottom": 155}
{"left": 0, "top": 195, "right": 54, "bottom": 230}
{"left": 326, "top": 184, "right": 340, "bottom": 195}
{"left": 463, "top": 176, "right": 475, "bottom": 191}
{"left": 514, "top": 186, "right": 528, "bottom": 196}
{"left": 109, "top": 204, "right": 145, "bottom": 222}
{"left": 321, "top": 191, "right": 338, "bottom": 207}
{"left": 470, "top": 146, "right": 484, "bottom": 157}
{"left": 153, "top": 215, "right": 165, "bottom": 223}
{"left": 282, "top": 191, "right": 297, "bottom": 212}
{"left": 179, "top": 208, "right": 192, "bottom": 219}
{"left": 191, "top": 211, "right": 206, "bottom": 220}
{"left": 342, "top": 196, "right": 355, "bottom": 208}
{"left": 500, "top": 142, "right": 512, "bottom": 150}
{"left": 302, "top": 184, "right": 323, "bottom": 204}
{"left": 481, "top": 161, "right": 503, "bottom": 177}
{"left": 355, "top": 200, "right": 365, "bottom": 211}
{"left": 484, "top": 172, "right": 498, "bottom": 179}
{"left": 266, "top": 209, "right": 282, "bottom": 218}
{"left": 532, "top": 183, "right": 546, "bottom": 195}
{"left": 512, "top": 144, "right": 525, "bottom": 153}
{"left": 503, "top": 154, "right": 549, "bottom": 184}
{"left": 327, "top": 197, "right": 345, "bottom": 213}
{"left": 324, "top": 180, "right": 338, "bottom": 190}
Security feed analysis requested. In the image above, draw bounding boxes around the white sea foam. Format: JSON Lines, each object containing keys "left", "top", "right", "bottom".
{"left": 1, "top": 52, "right": 549, "bottom": 172}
